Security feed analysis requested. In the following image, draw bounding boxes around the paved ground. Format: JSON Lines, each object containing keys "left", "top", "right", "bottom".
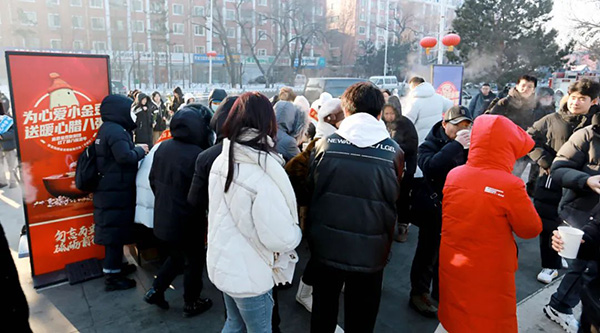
{"left": 0, "top": 172, "right": 567, "bottom": 332}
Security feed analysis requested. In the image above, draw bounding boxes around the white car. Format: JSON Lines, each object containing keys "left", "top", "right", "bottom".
{"left": 369, "top": 76, "right": 407, "bottom": 96}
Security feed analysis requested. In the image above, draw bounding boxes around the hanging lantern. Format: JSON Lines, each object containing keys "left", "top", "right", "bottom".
{"left": 442, "top": 33, "right": 461, "bottom": 52}
{"left": 206, "top": 51, "right": 218, "bottom": 57}
{"left": 420, "top": 37, "right": 437, "bottom": 55}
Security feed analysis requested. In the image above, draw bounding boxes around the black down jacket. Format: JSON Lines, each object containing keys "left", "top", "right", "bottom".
{"left": 133, "top": 93, "right": 154, "bottom": 147}
{"left": 307, "top": 133, "right": 404, "bottom": 273}
{"left": 527, "top": 104, "right": 599, "bottom": 229}
{"left": 551, "top": 115, "right": 600, "bottom": 229}
{"left": 150, "top": 104, "right": 213, "bottom": 242}
{"left": 94, "top": 95, "right": 146, "bottom": 246}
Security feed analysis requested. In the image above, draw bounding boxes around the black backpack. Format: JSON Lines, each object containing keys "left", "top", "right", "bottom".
{"left": 75, "top": 142, "right": 101, "bottom": 192}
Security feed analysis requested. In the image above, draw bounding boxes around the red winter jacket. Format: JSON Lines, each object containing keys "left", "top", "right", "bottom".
{"left": 438, "top": 115, "right": 542, "bottom": 332}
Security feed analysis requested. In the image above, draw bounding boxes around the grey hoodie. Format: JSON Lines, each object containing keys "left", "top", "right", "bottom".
{"left": 274, "top": 101, "right": 307, "bottom": 161}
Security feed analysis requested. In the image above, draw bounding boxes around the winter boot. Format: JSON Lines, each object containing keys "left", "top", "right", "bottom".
{"left": 183, "top": 298, "right": 213, "bottom": 318}
{"left": 105, "top": 274, "right": 136, "bottom": 291}
{"left": 144, "top": 287, "right": 169, "bottom": 310}
{"left": 409, "top": 293, "right": 438, "bottom": 318}
{"left": 295, "top": 279, "right": 313, "bottom": 312}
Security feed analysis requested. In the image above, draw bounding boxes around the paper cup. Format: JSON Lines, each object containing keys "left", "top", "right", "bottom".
{"left": 456, "top": 129, "right": 471, "bottom": 148}
{"left": 558, "top": 226, "right": 584, "bottom": 259}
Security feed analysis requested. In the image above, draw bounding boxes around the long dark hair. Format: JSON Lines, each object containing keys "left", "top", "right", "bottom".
{"left": 222, "top": 92, "right": 277, "bottom": 192}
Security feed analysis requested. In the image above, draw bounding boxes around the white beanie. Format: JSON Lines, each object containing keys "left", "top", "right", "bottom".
{"left": 294, "top": 96, "right": 310, "bottom": 114}
{"left": 318, "top": 98, "right": 341, "bottom": 121}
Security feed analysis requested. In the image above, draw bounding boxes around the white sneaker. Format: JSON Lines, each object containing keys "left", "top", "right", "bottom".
{"left": 562, "top": 258, "right": 569, "bottom": 269}
{"left": 543, "top": 304, "right": 579, "bottom": 333}
{"left": 295, "top": 280, "right": 313, "bottom": 312}
{"left": 537, "top": 268, "right": 559, "bottom": 284}
{"left": 334, "top": 325, "right": 344, "bottom": 333}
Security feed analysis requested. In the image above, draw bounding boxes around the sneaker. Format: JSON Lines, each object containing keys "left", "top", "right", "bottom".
{"left": 409, "top": 293, "right": 438, "bottom": 318}
{"left": 562, "top": 258, "right": 569, "bottom": 269}
{"left": 395, "top": 224, "right": 409, "bottom": 243}
{"left": 183, "top": 298, "right": 213, "bottom": 318}
{"left": 144, "top": 287, "right": 169, "bottom": 310}
{"left": 105, "top": 274, "right": 136, "bottom": 291}
{"left": 295, "top": 280, "right": 313, "bottom": 312}
{"left": 537, "top": 268, "right": 559, "bottom": 284}
{"left": 543, "top": 304, "right": 579, "bottom": 333}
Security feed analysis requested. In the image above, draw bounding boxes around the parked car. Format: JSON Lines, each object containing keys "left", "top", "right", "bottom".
{"left": 303, "top": 77, "right": 367, "bottom": 103}
{"left": 369, "top": 76, "right": 409, "bottom": 97}
{"left": 111, "top": 81, "right": 128, "bottom": 95}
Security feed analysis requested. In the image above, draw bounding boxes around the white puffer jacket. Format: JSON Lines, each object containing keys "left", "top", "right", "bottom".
{"left": 404, "top": 82, "right": 454, "bottom": 177}
{"left": 207, "top": 134, "right": 302, "bottom": 298}
{"left": 134, "top": 141, "right": 163, "bottom": 228}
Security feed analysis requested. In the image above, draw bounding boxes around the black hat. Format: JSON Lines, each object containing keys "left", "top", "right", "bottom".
{"left": 208, "top": 89, "right": 228, "bottom": 104}
{"left": 443, "top": 105, "right": 472, "bottom": 125}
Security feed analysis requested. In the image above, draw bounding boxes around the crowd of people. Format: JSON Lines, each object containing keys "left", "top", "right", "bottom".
{"left": 3, "top": 72, "right": 600, "bottom": 332}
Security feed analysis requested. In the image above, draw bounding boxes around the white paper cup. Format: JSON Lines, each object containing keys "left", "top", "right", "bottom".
{"left": 456, "top": 129, "right": 471, "bottom": 148}
{"left": 558, "top": 226, "right": 584, "bottom": 259}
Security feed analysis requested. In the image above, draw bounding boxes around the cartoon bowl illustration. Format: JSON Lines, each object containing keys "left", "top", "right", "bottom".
{"left": 42, "top": 172, "right": 88, "bottom": 199}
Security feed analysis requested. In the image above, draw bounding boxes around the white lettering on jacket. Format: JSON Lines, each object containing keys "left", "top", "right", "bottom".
{"left": 326, "top": 138, "right": 396, "bottom": 153}
{"left": 484, "top": 186, "right": 504, "bottom": 197}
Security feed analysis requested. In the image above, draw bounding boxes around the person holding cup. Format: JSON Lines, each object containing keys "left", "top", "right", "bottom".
{"left": 543, "top": 107, "right": 600, "bottom": 332}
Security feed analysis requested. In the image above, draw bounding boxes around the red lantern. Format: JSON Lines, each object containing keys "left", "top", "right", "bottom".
{"left": 442, "top": 33, "right": 461, "bottom": 52}
{"left": 420, "top": 37, "right": 437, "bottom": 55}
{"left": 206, "top": 51, "right": 217, "bottom": 57}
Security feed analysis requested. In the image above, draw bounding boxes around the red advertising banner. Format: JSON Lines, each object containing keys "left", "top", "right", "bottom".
{"left": 6, "top": 52, "right": 110, "bottom": 277}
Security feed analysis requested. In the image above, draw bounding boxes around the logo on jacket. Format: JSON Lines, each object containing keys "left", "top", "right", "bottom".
{"left": 484, "top": 186, "right": 504, "bottom": 197}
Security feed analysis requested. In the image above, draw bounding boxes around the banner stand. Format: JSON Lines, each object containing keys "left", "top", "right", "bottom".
{"left": 32, "top": 270, "right": 68, "bottom": 289}
{"left": 431, "top": 65, "right": 464, "bottom": 106}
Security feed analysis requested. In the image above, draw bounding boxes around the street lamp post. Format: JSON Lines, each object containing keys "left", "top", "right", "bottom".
{"left": 383, "top": 0, "right": 390, "bottom": 76}
{"left": 207, "top": 0, "right": 214, "bottom": 85}
{"left": 437, "top": 0, "right": 446, "bottom": 65}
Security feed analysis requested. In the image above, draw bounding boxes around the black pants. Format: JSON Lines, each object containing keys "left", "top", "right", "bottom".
{"left": 153, "top": 241, "right": 205, "bottom": 303}
{"left": 103, "top": 244, "right": 124, "bottom": 273}
{"left": 311, "top": 261, "right": 383, "bottom": 333}
{"left": 410, "top": 224, "right": 441, "bottom": 299}
{"left": 302, "top": 258, "right": 316, "bottom": 286}
{"left": 540, "top": 228, "right": 562, "bottom": 269}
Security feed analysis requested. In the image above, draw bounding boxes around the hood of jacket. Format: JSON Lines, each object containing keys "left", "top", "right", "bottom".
{"left": 336, "top": 112, "right": 390, "bottom": 148}
{"left": 100, "top": 94, "right": 136, "bottom": 131}
{"left": 467, "top": 115, "right": 534, "bottom": 173}
{"left": 170, "top": 104, "right": 214, "bottom": 149}
{"left": 410, "top": 82, "right": 436, "bottom": 99}
{"left": 274, "top": 101, "right": 307, "bottom": 138}
{"left": 210, "top": 96, "right": 238, "bottom": 141}
{"left": 134, "top": 93, "right": 150, "bottom": 112}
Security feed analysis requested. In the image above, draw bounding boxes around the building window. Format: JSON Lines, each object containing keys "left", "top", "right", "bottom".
{"left": 48, "top": 14, "right": 61, "bottom": 28}
{"left": 116, "top": 20, "right": 124, "bottom": 31}
{"left": 24, "top": 37, "right": 40, "bottom": 48}
{"left": 258, "top": 14, "right": 267, "bottom": 25}
{"left": 134, "top": 43, "right": 146, "bottom": 52}
{"left": 358, "top": 26, "right": 366, "bottom": 35}
{"left": 72, "top": 16, "right": 83, "bottom": 29}
{"left": 257, "top": 49, "right": 267, "bottom": 56}
{"left": 225, "top": 9, "right": 235, "bottom": 21}
{"left": 172, "top": 3, "right": 184, "bottom": 15}
{"left": 73, "top": 40, "right": 84, "bottom": 50}
{"left": 150, "top": 1, "right": 163, "bottom": 13}
{"left": 132, "top": 0, "right": 143, "bottom": 12}
{"left": 316, "top": 6, "right": 323, "bottom": 16}
{"left": 70, "top": 0, "right": 82, "bottom": 6}
{"left": 258, "top": 29, "right": 267, "bottom": 40}
{"left": 47, "top": 0, "right": 60, "bottom": 5}
{"left": 195, "top": 46, "right": 205, "bottom": 54}
{"left": 91, "top": 17, "right": 105, "bottom": 30}
{"left": 227, "top": 27, "right": 236, "bottom": 38}
{"left": 258, "top": 0, "right": 267, "bottom": 6}
{"left": 193, "top": 6, "right": 205, "bottom": 17}
{"left": 133, "top": 20, "right": 144, "bottom": 32}
{"left": 93, "top": 41, "right": 106, "bottom": 51}
{"left": 50, "top": 39, "right": 62, "bottom": 49}
{"left": 172, "top": 23, "right": 184, "bottom": 34}
{"left": 90, "top": 0, "right": 103, "bottom": 8}
{"left": 173, "top": 44, "right": 184, "bottom": 53}
{"left": 359, "top": 12, "right": 366, "bottom": 21}
{"left": 20, "top": 11, "right": 37, "bottom": 26}
{"left": 194, "top": 25, "right": 205, "bottom": 36}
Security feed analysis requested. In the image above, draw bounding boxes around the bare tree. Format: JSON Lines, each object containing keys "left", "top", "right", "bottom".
{"left": 572, "top": 0, "right": 600, "bottom": 60}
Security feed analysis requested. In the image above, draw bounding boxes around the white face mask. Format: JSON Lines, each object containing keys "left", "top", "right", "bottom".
{"left": 130, "top": 110, "right": 137, "bottom": 123}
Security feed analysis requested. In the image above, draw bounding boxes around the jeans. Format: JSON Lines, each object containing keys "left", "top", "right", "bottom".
{"left": 103, "top": 244, "right": 123, "bottom": 274}
{"left": 550, "top": 259, "right": 598, "bottom": 314}
{"left": 410, "top": 222, "right": 441, "bottom": 299}
{"left": 153, "top": 241, "right": 205, "bottom": 303}
{"left": 311, "top": 261, "right": 383, "bottom": 333}
{"left": 222, "top": 290, "right": 274, "bottom": 333}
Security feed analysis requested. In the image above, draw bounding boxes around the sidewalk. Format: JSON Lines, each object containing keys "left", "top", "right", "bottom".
{"left": 517, "top": 276, "right": 581, "bottom": 332}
